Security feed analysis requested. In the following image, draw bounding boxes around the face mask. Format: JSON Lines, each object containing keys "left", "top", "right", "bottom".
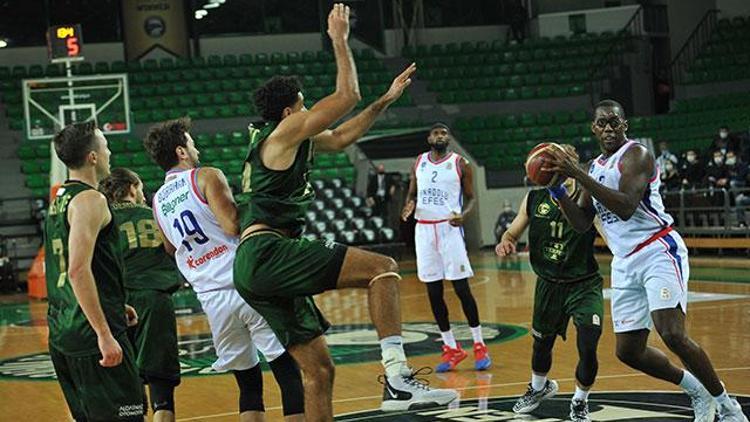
{"left": 665, "top": 163, "right": 674, "bottom": 172}
{"left": 726, "top": 157, "right": 737, "bottom": 166}
{"left": 714, "top": 157, "right": 723, "bottom": 165}
{"left": 686, "top": 155, "right": 696, "bottom": 163}
{"left": 719, "top": 131, "right": 728, "bottom": 139}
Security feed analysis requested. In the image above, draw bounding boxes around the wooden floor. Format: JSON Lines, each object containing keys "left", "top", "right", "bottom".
{"left": 1, "top": 251, "right": 749, "bottom": 421}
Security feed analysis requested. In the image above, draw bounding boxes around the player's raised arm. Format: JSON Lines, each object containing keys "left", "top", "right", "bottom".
{"left": 401, "top": 160, "right": 418, "bottom": 221}
{"left": 496, "top": 194, "right": 530, "bottom": 256}
{"left": 66, "top": 190, "right": 122, "bottom": 367}
{"left": 198, "top": 167, "right": 239, "bottom": 237}
{"left": 313, "top": 63, "right": 416, "bottom": 152}
{"left": 272, "top": 3, "right": 360, "bottom": 147}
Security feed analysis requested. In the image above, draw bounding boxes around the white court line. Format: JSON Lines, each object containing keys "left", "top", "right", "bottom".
{"left": 175, "top": 366, "right": 750, "bottom": 421}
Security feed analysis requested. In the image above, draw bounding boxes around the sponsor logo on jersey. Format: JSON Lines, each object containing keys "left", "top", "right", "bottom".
{"left": 335, "top": 392, "right": 750, "bottom": 421}
{"left": 186, "top": 244, "right": 229, "bottom": 269}
{"left": 159, "top": 191, "right": 190, "bottom": 216}
{"left": 536, "top": 202, "right": 552, "bottom": 217}
{"left": 157, "top": 178, "right": 187, "bottom": 202}
{"left": 0, "top": 322, "right": 525, "bottom": 381}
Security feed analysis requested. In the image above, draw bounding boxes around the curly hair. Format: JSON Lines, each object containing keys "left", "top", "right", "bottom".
{"left": 99, "top": 168, "right": 140, "bottom": 203}
{"left": 143, "top": 117, "right": 192, "bottom": 171}
{"left": 253, "top": 76, "right": 303, "bottom": 122}
{"left": 53, "top": 121, "right": 98, "bottom": 169}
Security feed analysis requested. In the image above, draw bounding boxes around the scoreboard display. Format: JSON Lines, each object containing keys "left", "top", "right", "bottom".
{"left": 46, "top": 25, "right": 83, "bottom": 60}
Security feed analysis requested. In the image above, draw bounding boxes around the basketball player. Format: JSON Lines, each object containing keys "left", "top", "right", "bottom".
{"left": 100, "top": 168, "right": 181, "bottom": 422}
{"left": 233, "top": 3, "right": 457, "bottom": 418}
{"left": 45, "top": 122, "right": 144, "bottom": 421}
{"left": 496, "top": 145, "right": 602, "bottom": 422}
{"left": 144, "top": 118, "right": 305, "bottom": 422}
{"left": 400, "top": 123, "right": 492, "bottom": 373}
{"left": 544, "top": 100, "right": 748, "bottom": 422}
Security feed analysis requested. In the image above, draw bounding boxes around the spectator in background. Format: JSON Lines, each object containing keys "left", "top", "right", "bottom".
{"left": 680, "top": 150, "right": 704, "bottom": 189}
{"left": 660, "top": 160, "right": 681, "bottom": 192}
{"left": 705, "top": 150, "right": 730, "bottom": 189}
{"left": 507, "top": 0, "right": 528, "bottom": 43}
{"left": 656, "top": 141, "right": 679, "bottom": 172}
{"left": 494, "top": 200, "right": 517, "bottom": 243}
{"left": 711, "top": 125, "right": 740, "bottom": 156}
{"left": 367, "top": 163, "right": 396, "bottom": 219}
{"left": 724, "top": 151, "right": 750, "bottom": 227}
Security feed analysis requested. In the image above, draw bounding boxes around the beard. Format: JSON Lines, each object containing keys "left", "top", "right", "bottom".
{"left": 432, "top": 143, "right": 448, "bottom": 153}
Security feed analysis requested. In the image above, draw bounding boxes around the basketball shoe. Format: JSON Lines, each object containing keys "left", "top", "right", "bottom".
{"left": 380, "top": 367, "right": 459, "bottom": 411}
{"left": 473, "top": 342, "right": 491, "bottom": 370}
{"left": 684, "top": 382, "right": 716, "bottom": 422}
{"left": 512, "top": 379, "right": 559, "bottom": 413}
{"left": 717, "top": 397, "right": 749, "bottom": 422}
{"left": 569, "top": 399, "right": 591, "bottom": 422}
{"left": 435, "top": 344, "right": 468, "bottom": 373}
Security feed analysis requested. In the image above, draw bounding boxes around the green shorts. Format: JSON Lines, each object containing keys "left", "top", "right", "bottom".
{"left": 126, "top": 289, "right": 181, "bottom": 384}
{"left": 233, "top": 231, "right": 347, "bottom": 347}
{"left": 50, "top": 333, "right": 144, "bottom": 421}
{"left": 532, "top": 274, "right": 604, "bottom": 340}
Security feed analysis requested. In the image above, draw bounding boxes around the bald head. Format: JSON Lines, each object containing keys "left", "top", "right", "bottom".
{"left": 594, "top": 99, "right": 626, "bottom": 120}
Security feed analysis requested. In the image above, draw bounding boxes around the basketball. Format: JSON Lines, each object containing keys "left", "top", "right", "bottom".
{"left": 525, "top": 142, "right": 562, "bottom": 187}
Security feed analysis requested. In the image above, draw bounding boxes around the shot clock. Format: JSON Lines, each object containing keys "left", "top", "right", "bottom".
{"left": 46, "top": 25, "right": 83, "bottom": 61}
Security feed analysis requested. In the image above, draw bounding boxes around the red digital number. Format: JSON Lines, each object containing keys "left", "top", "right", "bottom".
{"left": 66, "top": 37, "right": 79, "bottom": 56}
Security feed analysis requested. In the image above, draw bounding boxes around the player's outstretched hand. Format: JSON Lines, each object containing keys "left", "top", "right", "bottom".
{"left": 495, "top": 240, "right": 516, "bottom": 257}
{"left": 401, "top": 200, "right": 416, "bottom": 221}
{"left": 382, "top": 63, "right": 416, "bottom": 105}
{"left": 98, "top": 332, "right": 123, "bottom": 367}
{"left": 124, "top": 304, "right": 138, "bottom": 327}
{"left": 327, "top": 3, "right": 350, "bottom": 42}
{"left": 542, "top": 146, "right": 580, "bottom": 178}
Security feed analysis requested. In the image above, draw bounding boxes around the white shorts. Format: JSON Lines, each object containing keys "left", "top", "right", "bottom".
{"left": 415, "top": 221, "right": 474, "bottom": 282}
{"left": 610, "top": 231, "right": 689, "bottom": 333}
{"left": 197, "top": 288, "right": 286, "bottom": 372}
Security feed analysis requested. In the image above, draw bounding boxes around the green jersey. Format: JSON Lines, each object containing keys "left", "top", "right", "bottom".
{"left": 44, "top": 181, "right": 128, "bottom": 356}
{"left": 526, "top": 189, "right": 599, "bottom": 282}
{"left": 112, "top": 202, "right": 180, "bottom": 293}
{"left": 239, "top": 122, "right": 315, "bottom": 234}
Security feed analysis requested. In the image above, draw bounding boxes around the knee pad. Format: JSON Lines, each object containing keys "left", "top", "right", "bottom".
{"left": 233, "top": 364, "right": 264, "bottom": 413}
{"left": 268, "top": 352, "right": 305, "bottom": 416}
{"left": 148, "top": 378, "right": 176, "bottom": 413}
{"left": 369, "top": 272, "right": 402, "bottom": 287}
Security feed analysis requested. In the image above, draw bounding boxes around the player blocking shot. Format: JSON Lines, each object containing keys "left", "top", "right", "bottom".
{"left": 45, "top": 122, "right": 144, "bottom": 421}
{"left": 100, "top": 168, "right": 181, "bottom": 422}
{"left": 144, "top": 118, "right": 305, "bottom": 422}
{"left": 232, "top": 3, "right": 457, "bottom": 419}
{"left": 401, "top": 123, "right": 492, "bottom": 373}
{"left": 544, "top": 100, "right": 748, "bottom": 422}
{"left": 497, "top": 144, "right": 603, "bottom": 422}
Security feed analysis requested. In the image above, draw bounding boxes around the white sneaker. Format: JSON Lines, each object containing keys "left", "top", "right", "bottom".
{"left": 569, "top": 399, "right": 591, "bottom": 422}
{"left": 718, "top": 397, "right": 749, "bottom": 422}
{"left": 380, "top": 367, "right": 458, "bottom": 412}
{"left": 685, "top": 383, "right": 717, "bottom": 422}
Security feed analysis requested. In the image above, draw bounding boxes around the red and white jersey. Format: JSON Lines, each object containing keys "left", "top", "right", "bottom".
{"left": 152, "top": 168, "right": 237, "bottom": 293}
{"left": 414, "top": 152, "right": 464, "bottom": 221}
{"left": 588, "top": 139, "right": 674, "bottom": 258}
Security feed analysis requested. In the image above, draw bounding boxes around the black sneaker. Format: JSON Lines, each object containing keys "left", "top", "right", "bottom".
{"left": 570, "top": 399, "right": 590, "bottom": 422}
{"left": 380, "top": 367, "right": 458, "bottom": 412}
{"left": 512, "top": 380, "right": 559, "bottom": 413}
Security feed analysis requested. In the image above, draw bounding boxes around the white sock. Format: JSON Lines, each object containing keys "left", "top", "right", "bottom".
{"left": 470, "top": 325, "right": 484, "bottom": 344}
{"left": 573, "top": 385, "right": 590, "bottom": 401}
{"left": 531, "top": 373, "right": 547, "bottom": 391}
{"left": 678, "top": 370, "right": 703, "bottom": 392}
{"left": 441, "top": 330, "right": 457, "bottom": 349}
{"left": 380, "top": 336, "right": 408, "bottom": 378}
{"left": 714, "top": 389, "right": 732, "bottom": 408}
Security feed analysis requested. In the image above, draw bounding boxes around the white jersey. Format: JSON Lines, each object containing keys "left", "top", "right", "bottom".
{"left": 414, "top": 152, "right": 464, "bottom": 221}
{"left": 588, "top": 139, "right": 674, "bottom": 258}
{"left": 152, "top": 168, "right": 238, "bottom": 293}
